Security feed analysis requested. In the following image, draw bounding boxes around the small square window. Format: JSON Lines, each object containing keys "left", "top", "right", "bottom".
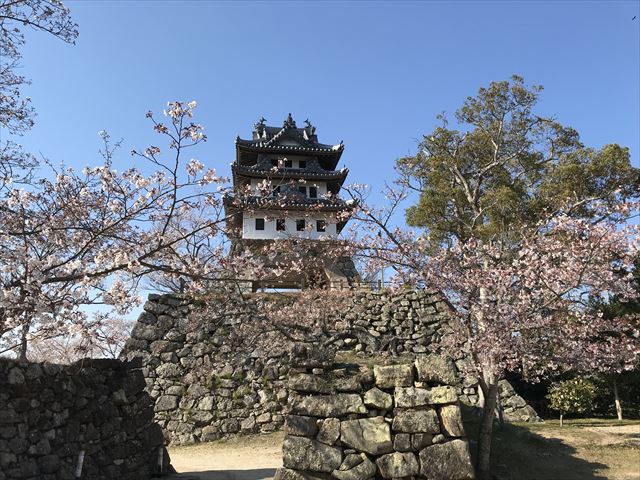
{"left": 316, "top": 220, "right": 326, "bottom": 232}
{"left": 296, "top": 219, "right": 305, "bottom": 231}
{"left": 270, "top": 159, "right": 278, "bottom": 167}
{"left": 298, "top": 160, "right": 307, "bottom": 169}
{"left": 255, "top": 218, "right": 265, "bottom": 230}
{"left": 284, "top": 159, "right": 293, "bottom": 168}
{"left": 309, "top": 186, "right": 317, "bottom": 199}
{"left": 276, "top": 219, "right": 286, "bottom": 231}
{"left": 298, "top": 186, "right": 306, "bottom": 195}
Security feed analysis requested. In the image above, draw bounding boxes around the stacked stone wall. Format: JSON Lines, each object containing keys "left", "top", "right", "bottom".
{"left": 0, "top": 358, "right": 171, "bottom": 480}
{"left": 121, "top": 290, "right": 539, "bottom": 445}
{"left": 277, "top": 355, "right": 475, "bottom": 480}
{"left": 339, "top": 290, "right": 451, "bottom": 354}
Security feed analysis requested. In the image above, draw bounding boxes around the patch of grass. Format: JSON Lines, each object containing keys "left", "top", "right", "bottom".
{"left": 461, "top": 408, "right": 640, "bottom": 480}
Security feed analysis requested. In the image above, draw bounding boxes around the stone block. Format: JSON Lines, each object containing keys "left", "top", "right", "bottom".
{"left": 438, "top": 405, "right": 465, "bottom": 437}
{"left": 415, "top": 355, "right": 457, "bottom": 385}
{"left": 332, "top": 453, "right": 376, "bottom": 480}
{"left": 28, "top": 438, "right": 51, "bottom": 455}
{"left": 37, "top": 455, "right": 60, "bottom": 474}
{"left": 373, "top": 365, "right": 413, "bottom": 389}
{"left": 375, "top": 452, "right": 419, "bottom": 479}
{"left": 256, "top": 413, "right": 272, "bottom": 424}
{"left": 317, "top": 418, "right": 340, "bottom": 445}
{"left": 131, "top": 324, "right": 163, "bottom": 342}
{"left": 274, "top": 468, "right": 332, "bottom": 480}
{"left": 338, "top": 453, "right": 367, "bottom": 471}
{"left": 334, "top": 376, "right": 362, "bottom": 392}
{"left": 0, "top": 409, "right": 17, "bottom": 424}
{"left": 285, "top": 415, "right": 318, "bottom": 437}
{"left": 290, "top": 394, "right": 366, "bottom": 417}
{"left": 282, "top": 436, "right": 342, "bottom": 473}
{"left": 220, "top": 419, "right": 239, "bottom": 433}
{"left": 0, "top": 452, "right": 16, "bottom": 469}
{"left": 363, "top": 388, "right": 393, "bottom": 410}
{"left": 198, "top": 396, "right": 215, "bottom": 411}
{"left": 156, "top": 363, "right": 182, "bottom": 379}
{"left": 155, "top": 395, "right": 179, "bottom": 412}
{"left": 392, "top": 409, "right": 439, "bottom": 434}
{"left": 288, "top": 374, "right": 330, "bottom": 394}
{"left": 340, "top": 416, "right": 393, "bottom": 455}
{"left": 394, "top": 387, "right": 430, "bottom": 407}
{"left": 395, "top": 386, "right": 457, "bottom": 407}
{"left": 393, "top": 433, "right": 412, "bottom": 452}
{"left": 7, "top": 368, "right": 24, "bottom": 385}
{"left": 425, "top": 386, "right": 458, "bottom": 405}
{"left": 418, "top": 439, "right": 475, "bottom": 480}
{"left": 240, "top": 416, "right": 256, "bottom": 432}
{"left": 412, "top": 433, "right": 433, "bottom": 449}
{"left": 19, "top": 457, "right": 40, "bottom": 477}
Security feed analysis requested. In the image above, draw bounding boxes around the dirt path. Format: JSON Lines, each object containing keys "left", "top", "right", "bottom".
{"left": 166, "top": 422, "right": 640, "bottom": 480}
{"left": 167, "top": 432, "right": 284, "bottom": 480}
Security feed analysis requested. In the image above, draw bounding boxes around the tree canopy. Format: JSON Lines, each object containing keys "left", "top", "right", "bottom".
{"left": 397, "top": 75, "right": 639, "bottom": 249}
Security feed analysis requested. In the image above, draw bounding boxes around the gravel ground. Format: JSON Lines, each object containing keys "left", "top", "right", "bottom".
{"left": 166, "top": 432, "right": 284, "bottom": 480}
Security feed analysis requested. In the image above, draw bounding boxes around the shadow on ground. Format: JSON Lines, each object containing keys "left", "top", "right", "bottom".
{"left": 462, "top": 408, "right": 610, "bottom": 480}
{"left": 167, "top": 468, "right": 277, "bottom": 480}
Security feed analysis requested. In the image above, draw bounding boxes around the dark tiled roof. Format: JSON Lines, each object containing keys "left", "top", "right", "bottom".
{"left": 223, "top": 194, "right": 354, "bottom": 212}
{"left": 232, "top": 164, "right": 349, "bottom": 182}
{"left": 236, "top": 114, "right": 344, "bottom": 154}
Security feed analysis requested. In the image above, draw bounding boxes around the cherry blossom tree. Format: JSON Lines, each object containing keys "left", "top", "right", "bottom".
{"left": 348, "top": 182, "right": 639, "bottom": 479}
{"left": 27, "top": 313, "right": 132, "bottom": 362}
{"left": 341, "top": 76, "right": 639, "bottom": 479}
{"left": 0, "top": 0, "right": 78, "bottom": 187}
{"left": 0, "top": 101, "right": 264, "bottom": 360}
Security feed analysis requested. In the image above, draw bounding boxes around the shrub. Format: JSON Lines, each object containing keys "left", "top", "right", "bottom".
{"left": 547, "top": 378, "right": 598, "bottom": 426}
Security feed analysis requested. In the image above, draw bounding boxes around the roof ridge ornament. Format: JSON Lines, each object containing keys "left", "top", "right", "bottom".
{"left": 283, "top": 113, "right": 296, "bottom": 129}
{"left": 254, "top": 116, "right": 267, "bottom": 137}
{"left": 304, "top": 118, "right": 316, "bottom": 138}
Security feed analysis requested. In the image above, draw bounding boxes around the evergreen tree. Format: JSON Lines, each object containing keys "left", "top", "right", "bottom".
{"left": 397, "top": 75, "right": 639, "bottom": 250}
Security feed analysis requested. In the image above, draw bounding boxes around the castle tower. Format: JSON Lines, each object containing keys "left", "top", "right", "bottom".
{"left": 224, "top": 114, "right": 359, "bottom": 290}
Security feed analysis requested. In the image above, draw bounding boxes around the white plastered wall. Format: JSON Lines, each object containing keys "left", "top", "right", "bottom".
{"left": 242, "top": 210, "right": 338, "bottom": 240}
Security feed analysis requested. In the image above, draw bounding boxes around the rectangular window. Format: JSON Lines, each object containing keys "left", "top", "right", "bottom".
{"left": 270, "top": 159, "right": 278, "bottom": 167}
{"left": 255, "top": 218, "right": 265, "bottom": 230}
{"left": 284, "top": 159, "right": 293, "bottom": 168}
{"left": 296, "top": 219, "right": 305, "bottom": 231}
{"left": 316, "top": 220, "right": 326, "bottom": 232}
{"left": 309, "top": 186, "right": 318, "bottom": 199}
{"left": 276, "top": 219, "right": 286, "bottom": 231}
{"left": 298, "top": 186, "right": 306, "bottom": 195}
{"left": 298, "top": 160, "right": 307, "bottom": 169}
{"left": 273, "top": 185, "right": 281, "bottom": 196}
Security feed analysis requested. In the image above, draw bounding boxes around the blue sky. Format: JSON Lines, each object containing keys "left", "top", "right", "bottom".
{"left": 10, "top": 0, "right": 639, "bottom": 209}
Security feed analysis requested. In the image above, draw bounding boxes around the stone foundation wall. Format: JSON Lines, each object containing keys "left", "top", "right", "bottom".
{"left": 121, "top": 290, "right": 455, "bottom": 444}
{"left": 121, "top": 290, "right": 539, "bottom": 445}
{"left": 122, "top": 292, "right": 289, "bottom": 444}
{"left": 0, "top": 358, "right": 171, "bottom": 480}
{"left": 276, "top": 355, "right": 475, "bottom": 480}
{"left": 339, "top": 290, "right": 451, "bottom": 354}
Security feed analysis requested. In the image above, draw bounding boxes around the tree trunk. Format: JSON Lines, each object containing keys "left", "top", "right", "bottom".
{"left": 496, "top": 397, "right": 505, "bottom": 427}
{"left": 613, "top": 379, "right": 623, "bottom": 421}
{"left": 560, "top": 413, "right": 563, "bottom": 427}
{"left": 476, "top": 381, "right": 499, "bottom": 480}
{"left": 19, "top": 322, "right": 28, "bottom": 361}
